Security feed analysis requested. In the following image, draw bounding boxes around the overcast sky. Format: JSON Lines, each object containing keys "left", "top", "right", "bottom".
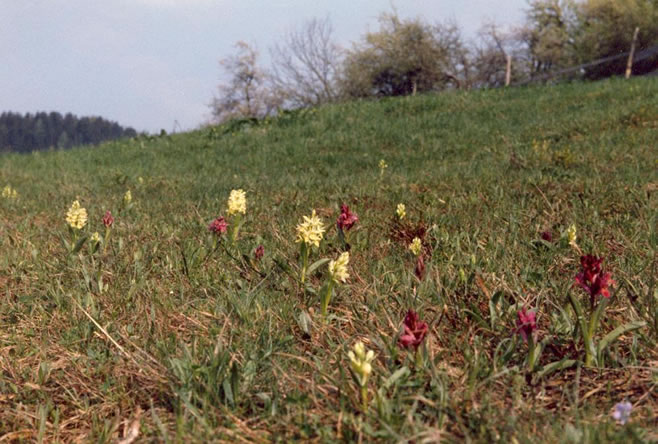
{"left": 1, "top": 0, "right": 527, "bottom": 133}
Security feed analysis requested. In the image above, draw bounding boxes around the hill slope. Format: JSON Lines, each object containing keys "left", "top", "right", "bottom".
{"left": 1, "top": 78, "right": 656, "bottom": 442}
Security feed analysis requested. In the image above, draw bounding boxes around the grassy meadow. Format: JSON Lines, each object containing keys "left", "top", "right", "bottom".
{"left": 0, "top": 77, "right": 657, "bottom": 442}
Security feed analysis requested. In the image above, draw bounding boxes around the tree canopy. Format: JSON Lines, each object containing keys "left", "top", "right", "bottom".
{"left": 0, "top": 111, "right": 137, "bottom": 153}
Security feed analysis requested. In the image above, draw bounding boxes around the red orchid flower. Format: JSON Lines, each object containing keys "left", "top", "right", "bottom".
{"left": 102, "top": 210, "right": 114, "bottom": 228}
{"left": 336, "top": 204, "right": 358, "bottom": 231}
{"left": 254, "top": 245, "right": 264, "bottom": 260}
{"left": 516, "top": 308, "right": 537, "bottom": 343}
{"left": 575, "top": 254, "right": 615, "bottom": 301}
{"left": 208, "top": 217, "right": 228, "bottom": 235}
{"left": 398, "top": 309, "right": 428, "bottom": 350}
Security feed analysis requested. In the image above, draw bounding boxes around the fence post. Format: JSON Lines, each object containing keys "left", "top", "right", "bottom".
{"left": 625, "top": 27, "right": 640, "bottom": 79}
{"left": 505, "top": 55, "right": 512, "bottom": 86}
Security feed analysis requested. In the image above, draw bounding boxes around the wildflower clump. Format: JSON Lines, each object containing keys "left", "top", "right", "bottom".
{"left": 296, "top": 210, "right": 325, "bottom": 248}
{"left": 328, "top": 252, "right": 349, "bottom": 284}
{"left": 101, "top": 210, "right": 114, "bottom": 254}
{"left": 347, "top": 341, "right": 375, "bottom": 411}
{"left": 227, "top": 189, "right": 246, "bottom": 216}
{"left": 123, "top": 190, "right": 132, "bottom": 205}
{"left": 336, "top": 204, "right": 358, "bottom": 232}
{"left": 396, "top": 203, "right": 406, "bottom": 220}
{"left": 612, "top": 401, "right": 632, "bottom": 425}
{"left": 516, "top": 308, "right": 537, "bottom": 343}
{"left": 208, "top": 217, "right": 228, "bottom": 236}
{"left": 102, "top": 211, "right": 114, "bottom": 228}
{"left": 226, "top": 189, "right": 246, "bottom": 242}
{"left": 2, "top": 185, "right": 17, "bottom": 200}
{"left": 566, "top": 223, "right": 577, "bottom": 248}
{"left": 296, "top": 210, "right": 326, "bottom": 284}
{"left": 567, "top": 253, "right": 642, "bottom": 367}
{"left": 378, "top": 159, "right": 388, "bottom": 177}
{"left": 322, "top": 252, "right": 349, "bottom": 317}
{"left": 88, "top": 231, "right": 102, "bottom": 254}
{"left": 66, "top": 200, "right": 88, "bottom": 230}
{"left": 516, "top": 307, "right": 541, "bottom": 371}
{"left": 408, "top": 237, "right": 422, "bottom": 256}
{"left": 575, "top": 254, "right": 615, "bottom": 303}
{"left": 254, "top": 245, "right": 264, "bottom": 261}
{"left": 336, "top": 204, "right": 358, "bottom": 247}
{"left": 398, "top": 310, "right": 428, "bottom": 351}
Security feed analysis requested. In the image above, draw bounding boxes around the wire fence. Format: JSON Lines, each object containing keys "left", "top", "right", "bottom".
{"left": 514, "top": 42, "right": 658, "bottom": 86}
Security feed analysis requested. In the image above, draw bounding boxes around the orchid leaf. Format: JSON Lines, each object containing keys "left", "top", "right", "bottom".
{"left": 567, "top": 291, "right": 589, "bottom": 343}
{"left": 71, "top": 235, "right": 88, "bottom": 254}
{"left": 306, "top": 258, "right": 330, "bottom": 276}
{"left": 597, "top": 320, "right": 646, "bottom": 356}
{"left": 382, "top": 366, "right": 409, "bottom": 391}
{"left": 535, "top": 359, "right": 577, "bottom": 380}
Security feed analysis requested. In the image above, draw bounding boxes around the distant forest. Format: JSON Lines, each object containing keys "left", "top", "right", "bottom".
{"left": 0, "top": 111, "right": 138, "bottom": 153}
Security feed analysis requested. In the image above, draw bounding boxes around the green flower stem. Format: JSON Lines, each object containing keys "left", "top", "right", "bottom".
{"left": 103, "top": 227, "right": 112, "bottom": 254}
{"left": 300, "top": 242, "right": 309, "bottom": 284}
{"left": 360, "top": 385, "right": 368, "bottom": 413}
{"left": 588, "top": 297, "right": 609, "bottom": 343}
{"left": 344, "top": 230, "right": 351, "bottom": 247}
{"left": 527, "top": 335, "right": 537, "bottom": 372}
{"left": 321, "top": 280, "right": 335, "bottom": 317}
{"left": 567, "top": 290, "right": 595, "bottom": 365}
{"left": 231, "top": 214, "right": 242, "bottom": 243}
{"left": 69, "top": 228, "right": 80, "bottom": 254}
{"left": 414, "top": 347, "right": 423, "bottom": 368}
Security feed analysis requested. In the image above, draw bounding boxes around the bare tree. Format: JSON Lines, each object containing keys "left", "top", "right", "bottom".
{"left": 469, "top": 23, "right": 519, "bottom": 88}
{"left": 433, "top": 20, "right": 470, "bottom": 89}
{"left": 269, "top": 17, "right": 342, "bottom": 108}
{"left": 210, "top": 41, "right": 282, "bottom": 123}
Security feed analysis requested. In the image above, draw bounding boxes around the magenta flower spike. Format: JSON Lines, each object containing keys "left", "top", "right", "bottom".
{"left": 516, "top": 308, "right": 537, "bottom": 343}
{"left": 208, "top": 217, "right": 228, "bottom": 235}
{"left": 336, "top": 204, "right": 358, "bottom": 232}
{"left": 398, "top": 310, "right": 428, "bottom": 350}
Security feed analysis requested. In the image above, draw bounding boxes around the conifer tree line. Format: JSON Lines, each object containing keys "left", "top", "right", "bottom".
{"left": 0, "top": 111, "right": 137, "bottom": 153}
{"left": 211, "top": 0, "right": 658, "bottom": 123}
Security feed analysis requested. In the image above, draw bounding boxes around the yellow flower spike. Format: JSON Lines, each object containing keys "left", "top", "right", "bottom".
{"left": 328, "top": 252, "right": 350, "bottom": 284}
{"left": 2, "top": 185, "right": 17, "bottom": 199}
{"left": 566, "top": 224, "right": 577, "bottom": 247}
{"left": 124, "top": 190, "right": 132, "bottom": 205}
{"left": 227, "top": 189, "right": 247, "bottom": 215}
{"left": 91, "top": 232, "right": 101, "bottom": 243}
{"left": 409, "top": 237, "right": 422, "bottom": 256}
{"left": 348, "top": 341, "right": 375, "bottom": 387}
{"left": 66, "top": 200, "right": 88, "bottom": 230}
{"left": 295, "top": 210, "right": 326, "bottom": 248}
{"left": 378, "top": 159, "right": 388, "bottom": 174}
{"left": 396, "top": 203, "right": 406, "bottom": 220}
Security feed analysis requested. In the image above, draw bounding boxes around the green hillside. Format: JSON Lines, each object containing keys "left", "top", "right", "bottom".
{"left": 1, "top": 78, "right": 656, "bottom": 442}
